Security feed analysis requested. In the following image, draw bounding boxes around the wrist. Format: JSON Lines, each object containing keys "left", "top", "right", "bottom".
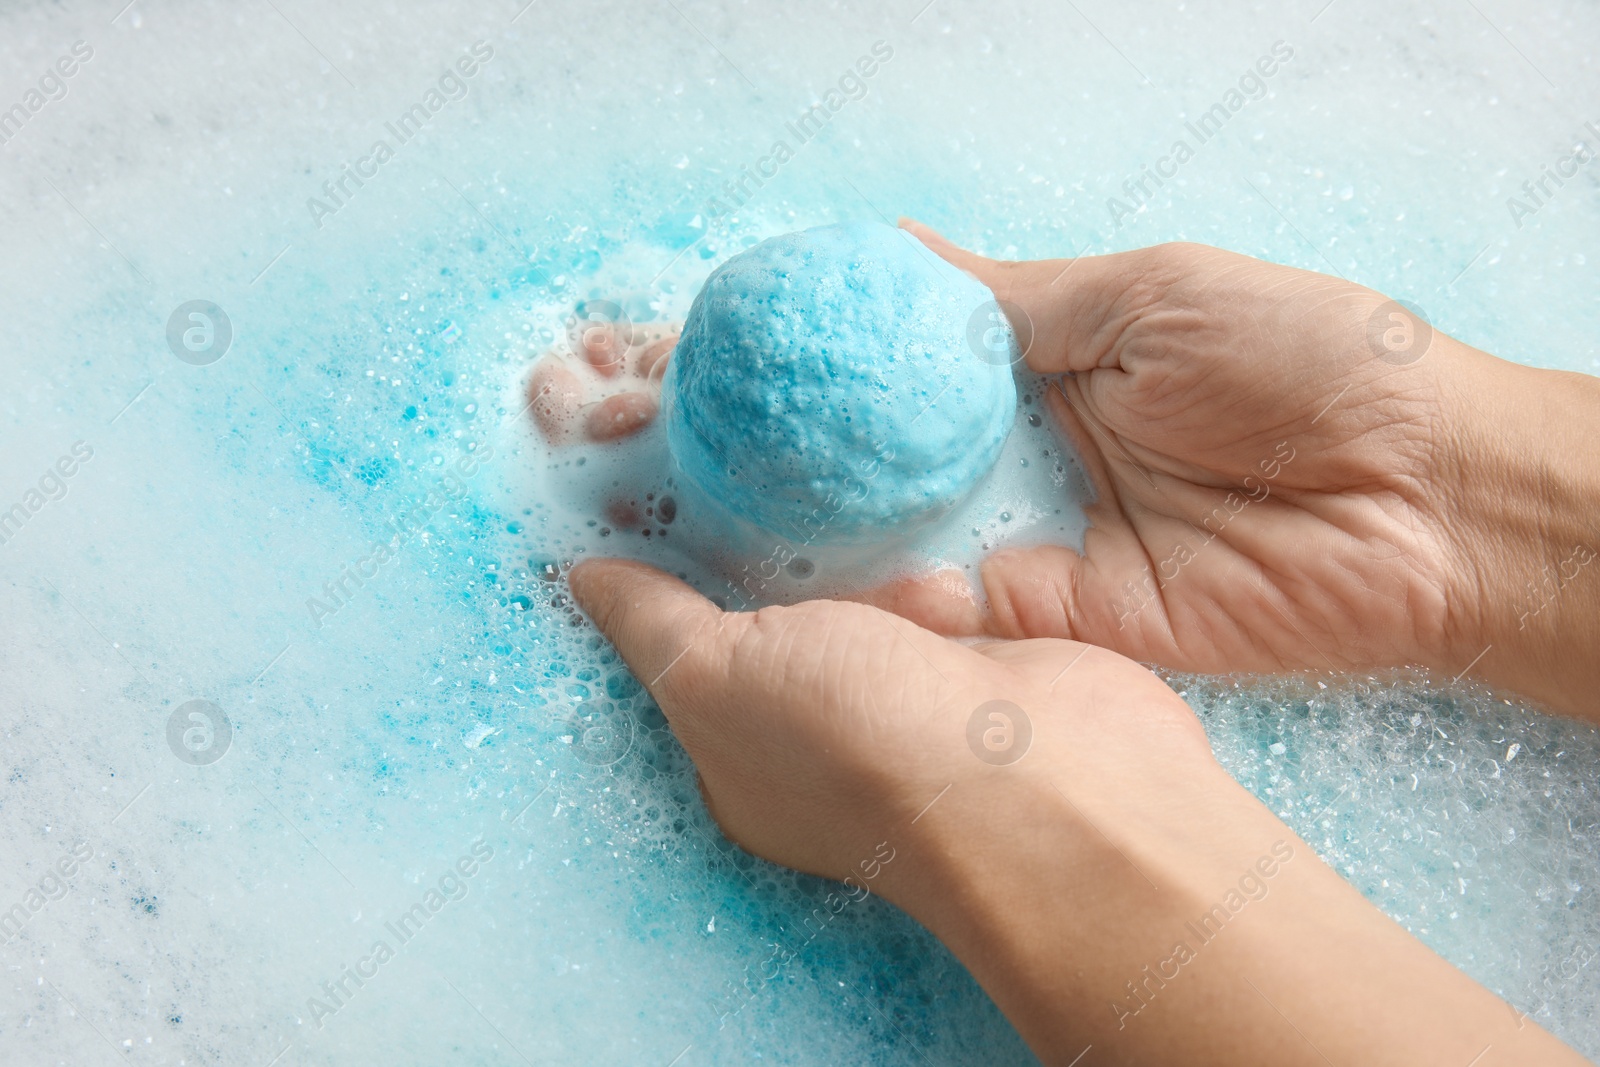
{"left": 875, "top": 730, "right": 1587, "bottom": 1066}
{"left": 877, "top": 739, "right": 1297, "bottom": 1061}
{"left": 1435, "top": 343, "right": 1600, "bottom": 715}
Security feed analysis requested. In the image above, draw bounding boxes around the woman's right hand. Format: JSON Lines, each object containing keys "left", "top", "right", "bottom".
{"left": 526, "top": 307, "right": 678, "bottom": 445}
{"left": 864, "top": 222, "right": 1600, "bottom": 719}
{"left": 569, "top": 554, "right": 1591, "bottom": 1067}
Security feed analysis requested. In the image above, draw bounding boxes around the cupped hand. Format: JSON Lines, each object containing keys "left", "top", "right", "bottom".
{"left": 568, "top": 562, "right": 1593, "bottom": 1067}
{"left": 868, "top": 221, "right": 1500, "bottom": 682}
{"left": 568, "top": 557, "right": 1214, "bottom": 891}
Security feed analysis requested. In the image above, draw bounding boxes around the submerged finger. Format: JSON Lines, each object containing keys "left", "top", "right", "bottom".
{"left": 528, "top": 358, "right": 584, "bottom": 444}
{"left": 585, "top": 391, "right": 658, "bottom": 441}
{"left": 839, "top": 566, "right": 989, "bottom": 637}
{"left": 579, "top": 322, "right": 624, "bottom": 377}
{"left": 637, "top": 334, "right": 677, "bottom": 381}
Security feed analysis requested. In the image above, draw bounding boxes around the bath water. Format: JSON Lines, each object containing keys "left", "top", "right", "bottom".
{"left": 2, "top": 2, "right": 1597, "bottom": 1065}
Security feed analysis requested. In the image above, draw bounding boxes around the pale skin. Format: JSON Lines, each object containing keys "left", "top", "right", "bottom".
{"left": 532, "top": 223, "right": 1600, "bottom": 1064}
{"left": 525, "top": 310, "right": 676, "bottom": 446}
{"left": 860, "top": 222, "right": 1600, "bottom": 723}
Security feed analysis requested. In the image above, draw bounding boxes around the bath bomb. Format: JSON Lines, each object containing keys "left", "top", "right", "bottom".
{"left": 663, "top": 221, "right": 1017, "bottom": 546}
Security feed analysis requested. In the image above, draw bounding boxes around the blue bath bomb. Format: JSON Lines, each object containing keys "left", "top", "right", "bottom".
{"left": 663, "top": 221, "right": 1017, "bottom": 546}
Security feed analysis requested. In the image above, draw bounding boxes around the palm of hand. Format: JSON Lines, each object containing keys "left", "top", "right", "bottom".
{"left": 573, "top": 560, "right": 1209, "bottom": 885}
{"left": 872, "top": 231, "right": 1470, "bottom": 678}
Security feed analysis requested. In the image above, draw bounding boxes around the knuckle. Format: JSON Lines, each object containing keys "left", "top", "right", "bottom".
{"left": 1143, "top": 241, "right": 1211, "bottom": 270}
{"left": 1129, "top": 242, "right": 1210, "bottom": 298}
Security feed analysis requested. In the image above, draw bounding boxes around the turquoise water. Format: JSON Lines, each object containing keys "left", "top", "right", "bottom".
{"left": 2, "top": 2, "right": 1598, "bottom": 1064}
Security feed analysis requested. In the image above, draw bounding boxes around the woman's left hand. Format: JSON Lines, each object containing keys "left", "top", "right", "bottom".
{"left": 567, "top": 556, "right": 1218, "bottom": 897}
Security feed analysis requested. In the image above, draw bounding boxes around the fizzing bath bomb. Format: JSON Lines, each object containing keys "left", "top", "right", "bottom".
{"left": 663, "top": 221, "right": 1018, "bottom": 546}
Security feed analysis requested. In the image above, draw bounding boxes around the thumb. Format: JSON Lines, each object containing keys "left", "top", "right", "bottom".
{"left": 567, "top": 558, "right": 728, "bottom": 701}
{"left": 897, "top": 217, "right": 1014, "bottom": 283}
{"left": 899, "top": 217, "right": 1141, "bottom": 376}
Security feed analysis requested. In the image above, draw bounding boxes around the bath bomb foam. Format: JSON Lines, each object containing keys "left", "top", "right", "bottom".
{"left": 663, "top": 221, "right": 1018, "bottom": 546}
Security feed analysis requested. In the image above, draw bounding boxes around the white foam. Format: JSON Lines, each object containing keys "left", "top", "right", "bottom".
{"left": 2, "top": 1, "right": 1597, "bottom": 1063}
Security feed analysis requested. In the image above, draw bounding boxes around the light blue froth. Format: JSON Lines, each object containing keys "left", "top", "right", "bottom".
{"left": 663, "top": 221, "right": 1017, "bottom": 545}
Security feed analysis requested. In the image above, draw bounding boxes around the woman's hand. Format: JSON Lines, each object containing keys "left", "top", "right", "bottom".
{"left": 568, "top": 557, "right": 1212, "bottom": 888}
{"left": 569, "top": 557, "right": 1589, "bottom": 1065}
{"left": 525, "top": 308, "right": 677, "bottom": 445}
{"left": 869, "top": 222, "right": 1600, "bottom": 718}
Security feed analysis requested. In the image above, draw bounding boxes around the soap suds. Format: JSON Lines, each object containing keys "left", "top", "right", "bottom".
{"left": 1, "top": 2, "right": 1597, "bottom": 1064}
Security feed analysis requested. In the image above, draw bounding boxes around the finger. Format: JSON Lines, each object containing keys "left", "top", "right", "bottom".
{"left": 578, "top": 322, "right": 624, "bottom": 377}
{"left": 1054, "top": 378, "right": 1216, "bottom": 519}
{"left": 978, "top": 385, "right": 1165, "bottom": 647}
{"left": 1049, "top": 379, "right": 1151, "bottom": 515}
{"left": 971, "top": 636, "right": 1091, "bottom": 675}
{"left": 636, "top": 334, "right": 676, "bottom": 381}
{"left": 527, "top": 358, "right": 583, "bottom": 444}
{"left": 896, "top": 218, "right": 1009, "bottom": 281}
{"left": 899, "top": 217, "right": 1146, "bottom": 376}
{"left": 586, "top": 392, "right": 658, "bottom": 441}
{"left": 568, "top": 559, "right": 728, "bottom": 702}
{"left": 838, "top": 566, "right": 989, "bottom": 636}
{"left": 976, "top": 544, "right": 1087, "bottom": 640}
{"left": 977, "top": 534, "right": 1168, "bottom": 655}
